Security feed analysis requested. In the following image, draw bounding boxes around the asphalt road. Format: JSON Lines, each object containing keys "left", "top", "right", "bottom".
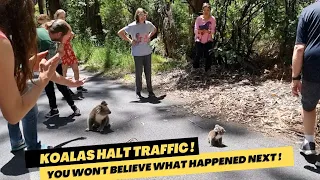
{"left": 0, "top": 68, "right": 319, "bottom": 180}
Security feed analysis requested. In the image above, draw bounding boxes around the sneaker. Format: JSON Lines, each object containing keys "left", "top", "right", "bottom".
{"left": 316, "top": 157, "right": 320, "bottom": 167}
{"left": 68, "top": 88, "right": 75, "bottom": 95}
{"left": 80, "top": 86, "right": 88, "bottom": 93}
{"left": 41, "top": 144, "right": 54, "bottom": 150}
{"left": 299, "top": 140, "right": 317, "bottom": 155}
{"left": 136, "top": 92, "right": 143, "bottom": 99}
{"left": 148, "top": 91, "right": 156, "bottom": 97}
{"left": 11, "top": 141, "right": 27, "bottom": 153}
{"left": 45, "top": 109, "right": 59, "bottom": 118}
{"left": 71, "top": 105, "right": 81, "bottom": 116}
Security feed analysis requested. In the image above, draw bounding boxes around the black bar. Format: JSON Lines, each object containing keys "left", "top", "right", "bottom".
{"left": 25, "top": 137, "right": 199, "bottom": 168}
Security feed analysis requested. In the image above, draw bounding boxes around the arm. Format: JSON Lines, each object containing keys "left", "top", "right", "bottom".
{"left": 194, "top": 17, "right": 203, "bottom": 35}
{"left": 29, "top": 51, "right": 48, "bottom": 71}
{"left": 50, "top": 72, "right": 85, "bottom": 87}
{"left": 118, "top": 27, "right": 133, "bottom": 44}
{"left": 292, "top": 44, "right": 305, "bottom": 77}
{"left": 148, "top": 22, "right": 157, "bottom": 39}
{"left": 292, "top": 14, "right": 307, "bottom": 78}
{"left": 0, "top": 39, "right": 58, "bottom": 124}
{"left": 210, "top": 17, "right": 216, "bottom": 34}
{"left": 70, "top": 32, "right": 75, "bottom": 40}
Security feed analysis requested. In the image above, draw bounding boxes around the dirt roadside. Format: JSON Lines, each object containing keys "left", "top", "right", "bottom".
{"left": 116, "top": 67, "right": 320, "bottom": 150}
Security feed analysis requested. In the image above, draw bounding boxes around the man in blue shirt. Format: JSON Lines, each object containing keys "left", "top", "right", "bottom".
{"left": 292, "top": 1, "right": 320, "bottom": 156}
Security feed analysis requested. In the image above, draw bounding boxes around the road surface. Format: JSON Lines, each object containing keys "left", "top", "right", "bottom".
{"left": 0, "top": 68, "right": 319, "bottom": 180}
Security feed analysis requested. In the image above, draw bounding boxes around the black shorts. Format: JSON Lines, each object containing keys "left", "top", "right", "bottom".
{"left": 301, "top": 80, "right": 320, "bottom": 111}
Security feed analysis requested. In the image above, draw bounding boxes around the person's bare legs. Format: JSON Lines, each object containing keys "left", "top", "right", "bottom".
{"left": 70, "top": 63, "right": 79, "bottom": 81}
{"left": 62, "top": 64, "right": 68, "bottom": 77}
{"left": 300, "top": 80, "right": 318, "bottom": 155}
{"left": 70, "top": 63, "right": 87, "bottom": 93}
{"left": 302, "top": 109, "right": 316, "bottom": 137}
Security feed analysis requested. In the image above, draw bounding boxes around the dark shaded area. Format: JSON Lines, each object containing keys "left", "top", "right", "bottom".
{"left": 42, "top": 115, "right": 76, "bottom": 129}
{"left": 304, "top": 165, "right": 320, "bottom": 174}
{"left": 300, "top": 152, "right": 319, "bottom": 164}
{"left": 175, "top": 64, "right": 265, "bottom": 91}
{"left": 0, "top": 151, "right": 35, "bottom": 176}
{"left": 130, "top": 95, "right": 167, "bottom": 104}
{"left": 266, "top": 168, "right": 311, "bottom": 180}
{"left": 187, "top": 115, "right": 250, "bottom": 137}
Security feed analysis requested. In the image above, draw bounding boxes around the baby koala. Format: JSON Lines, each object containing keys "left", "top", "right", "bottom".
{"left": 208, "top": 124, "right": 226, "bottom": 147}
{"left": 86, "top": 101, "right": 111, "bottom": 133}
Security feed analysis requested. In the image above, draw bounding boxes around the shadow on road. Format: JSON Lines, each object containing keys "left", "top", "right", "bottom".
{"left": 267, "top": 168, "right": 308, "bottom": 180}
{"left": 130, "top": 94, "right": 167, "bottom": 104}
{"left": 300, "top": 152, "right": 319, "bottom": 164}
{"left": 304, "top": 165, "right": 320, "bottom": 174}
{"left": 43, "top": 115, "right": 76, "bottom": 129}
{"left": 0, "top": 151, "right": 37, "bottom": 176}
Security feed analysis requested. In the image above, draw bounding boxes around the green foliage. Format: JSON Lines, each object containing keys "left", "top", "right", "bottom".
{"left": 57, "top": 0, "right": 316, "bottom": 75}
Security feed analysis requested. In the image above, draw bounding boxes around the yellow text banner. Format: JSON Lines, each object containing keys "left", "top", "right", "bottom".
{"left": 40, "top": 146, "right": 294, "bottom": 180}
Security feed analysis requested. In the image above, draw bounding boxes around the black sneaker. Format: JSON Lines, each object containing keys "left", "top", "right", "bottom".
{"left": 45, "top": 109, "right": 59, "bottom": 118}
{"left": 148, "top": 91, "right": 156, "bottom": 97}
{"left": 136, "top": 92, "right": 143, "bottom": 99}
{"left": 316, "top": 156, "right": 320, "bottom": 167}
{"left": 81, "top": 86, "right": 88, "bottom": 93}
{"left": 299, "top": 140, "right": 317, "bottom": 155}
{"left": 68, "top": 88, "right": 75, "bottom": 95}
{"left": 77, "top": 86, "right": 88, "bottom": 93}
{"left": 71, "top": 105, "right": 81, "bottom": 116}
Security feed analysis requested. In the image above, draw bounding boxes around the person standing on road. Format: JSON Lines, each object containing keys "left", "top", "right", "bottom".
{"left": 0, "top": 0, "right": 85, "bottom": 152}
{"left": 192, "top": 3, "right": 216, "bottom": 74}
{"left": 117, "top": 8, "right": 157, "bottom": 99}
{"left": 54, "top": 9, "right": 88, "bottom": 94}
{"left": 292, "top": 1, "right": 320, "bottom": 156}
{"left": 39, "top": 19, "right": 81, "bottom": 118}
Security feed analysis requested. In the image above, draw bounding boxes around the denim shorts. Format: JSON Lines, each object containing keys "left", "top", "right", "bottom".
{"left": 301, "top": 80, "right": 320, "bottom": 111}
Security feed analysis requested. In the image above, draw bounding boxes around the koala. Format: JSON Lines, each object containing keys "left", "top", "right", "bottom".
{"left": 86, "top": 101, "right": 111, "bottom": 133}
{"left": 208, "top": 124, "right": 226, "bottom": 147}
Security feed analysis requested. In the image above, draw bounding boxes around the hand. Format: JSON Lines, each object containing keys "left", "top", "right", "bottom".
{"left": 38, "top": 54, "right": 60, "bottom": 87}
{"left": 65, "top": 77, "right": 87, "bottom": 87}
{"left": 203, "top": 29, "right": 210, "bottom": 34}
{"left": 131, "top": 39, "right": 138, "bottom": 46}
{"left": 291, "top": 80, "right": 302, "bottom": 97}
{"left": 30, "top": 51, "right": 48, "bottom": 71}
{"left": 146, "top": 35, "right": 151, "bottom": 43}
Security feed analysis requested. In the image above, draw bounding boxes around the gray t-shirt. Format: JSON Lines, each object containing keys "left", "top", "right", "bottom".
{"left": 124, "top": 20, "right": 156, "bottom": 57}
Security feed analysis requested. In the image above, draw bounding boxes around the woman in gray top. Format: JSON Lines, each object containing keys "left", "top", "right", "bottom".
{"left": 118, "top": 8, "right": 157, "bottom": 99}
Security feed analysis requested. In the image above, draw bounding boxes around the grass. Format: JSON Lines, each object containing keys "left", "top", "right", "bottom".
{"left": 72, "top": 38, "right": 184, "bottom": 78}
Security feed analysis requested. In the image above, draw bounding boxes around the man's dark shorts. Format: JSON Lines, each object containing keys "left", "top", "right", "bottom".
{"left": 301, "top": 80, "right": 320, "bottom": 111}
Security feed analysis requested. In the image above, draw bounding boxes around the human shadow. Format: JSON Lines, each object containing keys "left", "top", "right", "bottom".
{"left": 130, "top": 94, "right": 167, "bottom": 104}
{"left": 54, "top": 137, "right": 87, "bottom": 148}
{"left": 211, "top": 144, "right": 228, "bottom": 148}
{"left": 0, "top": 151, "right": 37, "bottom": 176}
{"left": 304, "top": 165, "right": 320, "bottom": 174}
{"left": 43, "top": 115, "right": 76, "bottom": 129}
{"left": 85, "top": 125, "right": 115, "bottom": 135}
{"left": 61, "top": 91, "right": 85, "bottom": 100}
{"left": 300, "top": 152, "right": 319, "bottom": 164}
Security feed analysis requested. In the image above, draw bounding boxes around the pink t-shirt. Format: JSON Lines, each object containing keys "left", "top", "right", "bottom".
{"left": 194, "top": 15, "right": 216, "bottom": 44}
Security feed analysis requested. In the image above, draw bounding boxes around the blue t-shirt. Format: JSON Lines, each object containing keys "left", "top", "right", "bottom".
{"left": 295, "top": 2, "right": 320, "bottom": 82}
{"left": 124, "top": 20, "right": 156, "bottom": 57}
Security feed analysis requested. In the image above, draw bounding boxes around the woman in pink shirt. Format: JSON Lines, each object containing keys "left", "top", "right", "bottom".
{"left": 193, "top": 3, "right": 216, "bottom": 73}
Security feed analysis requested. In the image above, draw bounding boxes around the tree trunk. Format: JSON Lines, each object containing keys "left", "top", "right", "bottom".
{"left": 38, "top": 0, "right": 44, "bottom": 14}
{"left": 84, "top": 0, "right": 103, "bottom": 37}
{"left": 48, "top": 0, "right": 61, "bottom": 19}
{"left": 187, "top": 0, "right": 209, "bottom": 15}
